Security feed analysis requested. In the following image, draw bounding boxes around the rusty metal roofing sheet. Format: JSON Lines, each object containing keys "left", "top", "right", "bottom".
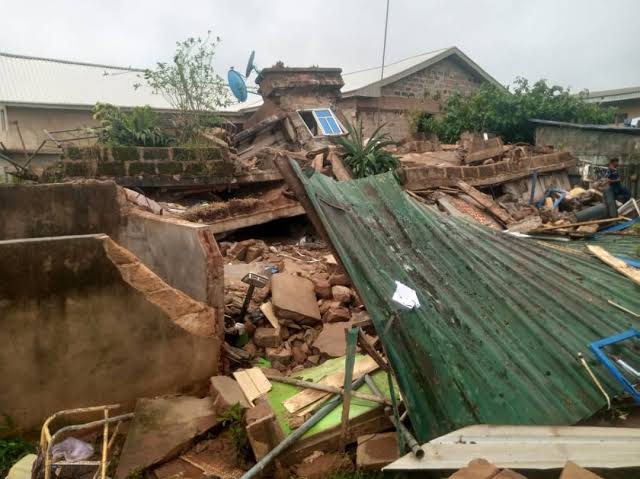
{"left": 293, "top": 165, "right": 640, "bottom": 442}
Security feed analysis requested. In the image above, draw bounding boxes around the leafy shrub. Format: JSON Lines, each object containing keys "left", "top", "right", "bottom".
{"left": 331, "top": 120, "right": 399, "bottom": 178}
{"left": 416, "top": 77, "right": 616, "bottom": 143}
{"left": 142, "top": 33, "right": 229, "bottom": 143}
{"left": 92, "top": 103, "right": 172, "bottom": 147}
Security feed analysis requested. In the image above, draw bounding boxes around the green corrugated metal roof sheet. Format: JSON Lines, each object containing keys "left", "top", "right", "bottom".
{"left": 293, "top": 164, "right": 640, "bottom": 443}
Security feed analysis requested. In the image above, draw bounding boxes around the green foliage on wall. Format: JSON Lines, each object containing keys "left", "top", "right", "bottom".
{"left": 413, "top": 77, "right": 616, "bottom": 143}
{"left": 92, "top": 103, "right": 172, "bottom": 147}
{"left": 331, "top": 120, "right": 399, "bottom": 178}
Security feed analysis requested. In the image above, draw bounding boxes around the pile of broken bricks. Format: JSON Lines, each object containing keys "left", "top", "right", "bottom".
{"left": 220, "top": 238, "right": 379, "bottom": 374}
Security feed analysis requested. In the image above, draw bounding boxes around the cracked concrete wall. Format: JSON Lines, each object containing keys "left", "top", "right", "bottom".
{"left": 0, "top": 234, "right": 221, "bottom": 433}
{"left": 119, "top": 210, "right": 224, "bottom": 320}
{"left": 0, "top": 181, "right": 224, "bottom": 322}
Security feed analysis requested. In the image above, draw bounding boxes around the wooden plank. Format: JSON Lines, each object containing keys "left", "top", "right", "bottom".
{"left": 260, "top": 302, "right": 280, "bottom": 330}
{"left": 233, "top": 367, "right": 272, "bottom": 405}
{"left": 587, "top": 245, "right": 640, "bottom": 286}
{"left": 456, "top": 181, "right": 513, "bottom": 226}
{"left": 327, "top": 151, "right": 352, "bottom": 182}
{"left": 283, "top": 356, "right": 379, "bottom": 414}
{"left": 532, "top": 217, "right": 624, "bottom": 232}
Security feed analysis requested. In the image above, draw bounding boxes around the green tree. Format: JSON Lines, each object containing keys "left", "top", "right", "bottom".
{"left": 141, "top": 33, "right": 230, "bottom": 143}
{"left": 416, "top": 78, "right": 615, "bottom": 143}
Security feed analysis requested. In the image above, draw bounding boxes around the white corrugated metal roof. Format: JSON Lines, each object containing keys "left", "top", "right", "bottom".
{"left": 0, "top": 52, "right": 259, "bottom": 114}
{"left": 342, "top": 48, "right": 449, "bottom": 95}
{"left": 0, "top": 52, "right": 174, "bottom": 109}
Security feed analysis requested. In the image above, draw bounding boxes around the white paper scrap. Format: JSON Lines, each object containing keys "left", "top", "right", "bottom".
{"left": 392, "top": 281, "right": 420, "bottom": 309}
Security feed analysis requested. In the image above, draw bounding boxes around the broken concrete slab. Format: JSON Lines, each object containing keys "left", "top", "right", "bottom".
{"left": 313, "top": 319, "right": 356, "bottom": 357}
{"left": 294, "top": 452, "right": 354, "bottom": 479}
{"left": 559, "top": 461, "right": 603, "bottom": 479}
{"left": 209, "top": 376, "right": 251, "bottom": 415}
{"left": 115, "top": 396, "right": 218, "bottom": 479}
{"left": 356, "top": 432, "right": 399, "bottom": 471}
{"left": 271, "top": 273, "right": 321, "bottom": 324}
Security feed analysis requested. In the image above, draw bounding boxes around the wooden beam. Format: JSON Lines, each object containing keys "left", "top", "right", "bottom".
{"left": 327, "top": 151, "right": 352, "bottom": 181}
{"left": 533, "top": 217, "right": 624, "bottom": 232}
{"left": 456, "top": 181, "right": 513, "bottom": 226}
{"left": 587, "top": 245, "right": 640, "bottom": 286}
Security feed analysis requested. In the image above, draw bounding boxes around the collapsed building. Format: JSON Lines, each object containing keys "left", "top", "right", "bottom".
{"left": 2, "top": 57, "right": 640, "bottom": 479}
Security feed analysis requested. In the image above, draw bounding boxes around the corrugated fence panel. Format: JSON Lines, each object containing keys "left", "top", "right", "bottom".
{"left": 294, "top": 164, "right": 640, "bottom": 442}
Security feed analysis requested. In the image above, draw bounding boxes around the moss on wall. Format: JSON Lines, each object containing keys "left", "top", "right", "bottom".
{"left": 112, "top": 146, "right": 140, "bottom": 163}
{"left": 156, "top": 162, "right": 184, "bottom": 175}
{"left": 64, "top": 161, "right": 91, "bottom": 177}
{"left": 128, "top": 162, "right": 156, "bottom": 176}
{"left": 97, "top": 162, "right": 126, "bottom": 177}
{"left": 142, "top": 148, "right": 171, "bottom": 161}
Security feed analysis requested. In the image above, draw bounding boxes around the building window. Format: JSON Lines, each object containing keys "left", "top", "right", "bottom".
{"left": 0, "top": 106, "right": 7, "bottom": 132}
{"left": 298, "top": 108, "right": 345, "bottom": 136}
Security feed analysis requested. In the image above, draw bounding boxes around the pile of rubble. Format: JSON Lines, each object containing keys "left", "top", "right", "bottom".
{"left": 220, "top": 237, "right": 375, "bottom": 374}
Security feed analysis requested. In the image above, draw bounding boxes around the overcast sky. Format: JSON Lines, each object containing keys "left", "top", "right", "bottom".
{"left": 2, "top": 0, "right": 638, "bottom": 92}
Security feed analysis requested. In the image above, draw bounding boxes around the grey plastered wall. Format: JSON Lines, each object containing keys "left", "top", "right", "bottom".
{"left": 0, "top": 234, "right": 219, "bottom": 433}
{"left": 119, "top": 210, "right": 224, "bottom": 319}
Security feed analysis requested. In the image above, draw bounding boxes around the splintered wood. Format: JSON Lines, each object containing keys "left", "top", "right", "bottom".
{"left": 233, "top": 368, "right": 272, "bottom": 405}
{"left": 587, "top": 245, "right": 640, "bottom": 286}
{"left": 456, "top": 181, "right": 513, "bottom": 226}
{"left": 282, "top": 356, "right": 379, "bottom": 414}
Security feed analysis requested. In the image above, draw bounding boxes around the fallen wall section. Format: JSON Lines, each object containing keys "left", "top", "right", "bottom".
{"left": 0, "top": 234, "right": 221, "bottom": 433}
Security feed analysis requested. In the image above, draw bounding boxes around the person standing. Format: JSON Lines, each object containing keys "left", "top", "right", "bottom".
{"left": 606, "top": 158, "right": 631, "bottom": 203}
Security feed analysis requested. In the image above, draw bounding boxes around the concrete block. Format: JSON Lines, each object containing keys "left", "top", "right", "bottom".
{"left": 115, "top": 396, "right": 218, "bottom": 479}
{"left": 209, "top": 376, "right": 250, "bottom": 415}
{"left": 356, "top": 432, "right": 399, "bottom": 471}
{"left": 323, "top": 305, "right": 351, "bottom": 323}
{"left": 271, "top": 273, "right": 321, "bottom": 324}
{"left": 245, "top": 398, "right": 285, "bottom": 461}
{"left": 254, "top": 327, "right": 282, "bottom": 348}
{"left": 313, "top": 320, "right": 356, "bottom": 357}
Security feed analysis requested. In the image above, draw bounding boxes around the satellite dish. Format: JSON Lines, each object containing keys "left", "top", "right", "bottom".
{"left": 245, "top": 50, "right": 256, "bottom": 78}
{"left": 245, "top": 50, "right": 261, "bottom": 78}
{"left": 227, "top": 68, "right": 248, "bottom": 102}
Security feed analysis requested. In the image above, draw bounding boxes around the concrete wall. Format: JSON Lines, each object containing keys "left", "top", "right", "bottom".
{"left": 0, "top": 105, "right": 97, "bottom": 152}
{"left": 119, "top": 210, "right": 224, "bottom": 312}
{"left": 0, "top": 234, "right": 221, "bottom": 433}
{"left": 535, "top": 125, "right": 640, "bottom": 165}
{"left": 0, "top": 181, "right": 225, "bottom": 316}
{"left": 0, "top": 181, "right": 123, "bottom": 239}
{"left": 381, "top": 56, "right": 484, "bottom": 102}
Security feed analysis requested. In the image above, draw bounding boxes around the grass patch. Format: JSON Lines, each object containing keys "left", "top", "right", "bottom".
{"left": 0, "top": 437, "right": 37, "bottom": 477}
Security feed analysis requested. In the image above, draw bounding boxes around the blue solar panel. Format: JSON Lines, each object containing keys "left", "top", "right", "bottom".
{"left": 314, "top": 109, "right": 333, "bottom": 118}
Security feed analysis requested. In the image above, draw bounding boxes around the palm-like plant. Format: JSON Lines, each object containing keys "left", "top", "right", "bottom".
{"left": 332, "top": 120, "right": 399, "bottom": 178}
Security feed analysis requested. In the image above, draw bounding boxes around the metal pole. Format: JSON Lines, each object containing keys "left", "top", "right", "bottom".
{"left": 240, "top": 376, "right": 366, "bottom": 479}
{"left": 239, "top": 284, "right": 255, "bottom": 319}
{"left": 364, "top": 374, "right": 424, "bottom": 459}
{"left": 377, "top": 0, "right": 391, "bottom": 126}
